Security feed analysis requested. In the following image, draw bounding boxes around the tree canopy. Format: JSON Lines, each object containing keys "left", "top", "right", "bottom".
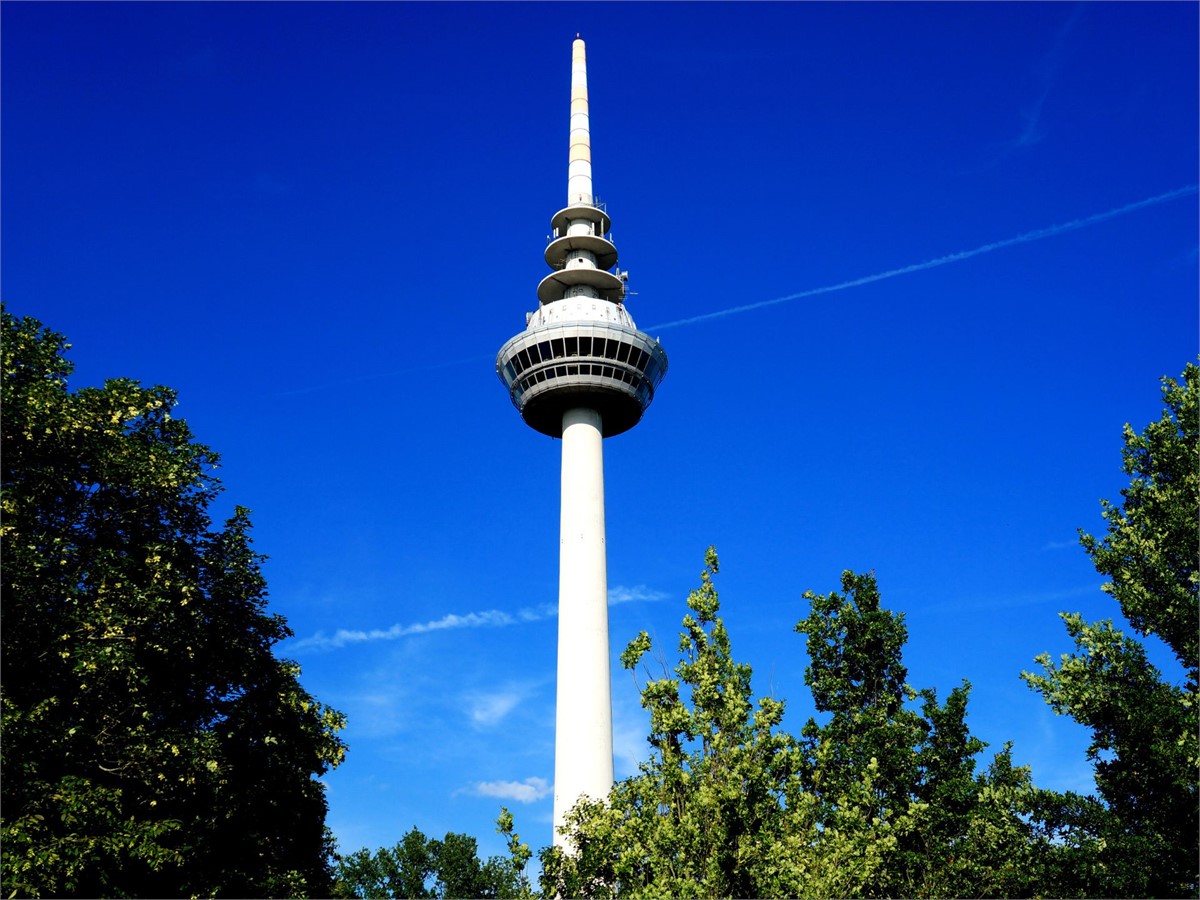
{"left": 1, "top": 309, "right": 347, "bottom": 898}
{"left": 332, "top": 811, "right": 533, "bottom": 899}
{"left": 1023, "top": 361, "right": 1199, "bottom": 898}
{"left": 538, "top": 551, "right": 1038, "bottom": 899}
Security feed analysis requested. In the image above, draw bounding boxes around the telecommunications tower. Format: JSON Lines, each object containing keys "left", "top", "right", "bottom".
{"left": 496, "top": 36, "right": 668, "bottom": 845}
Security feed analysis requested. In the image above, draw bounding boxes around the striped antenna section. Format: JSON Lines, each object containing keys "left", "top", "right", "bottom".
{"left": 568, "top": 38, "right": 593, "bottom": 207}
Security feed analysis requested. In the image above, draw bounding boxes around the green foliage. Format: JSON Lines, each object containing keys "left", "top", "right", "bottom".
{"left": 1023, "top": 362, "right": 1200, "bottom": 899}
{"left": 795, "top": 572, "right": 1039, "bottom": 898}
{"left": 1, "top": 309, "right": 347, "bottom": 897}
{"left": 544, "top": 547, "right": 796, "bottom": 899}
{"left": 795, "top": 571, "right": 925, "bottom": 826}
{"left": 333, "top": 811, "right": 534, "bottom": 899}
{"left": 542, "top": 551, "right": 1034, "bottom": 899}
{"left": 1081, "top": 362, "right": 1199, "bottom": 674}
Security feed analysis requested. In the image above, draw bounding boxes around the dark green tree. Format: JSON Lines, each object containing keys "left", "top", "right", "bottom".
{"left": 795, "top": 571, "right": 926, "bottom": 827}
{"left": 335, "top": 828, "right": 436, "bottom": 899}
{"left": 333, "top": 811, "right": 533, "bottom": 899}
{"left": 1, "top": 309, "right": 347, "bottom": 898}
{"left": 1023, "top": 362, "right": 1199, "bottom": 898}
{"left": 795, "top": 571, "right": 1037, "bottom": 898}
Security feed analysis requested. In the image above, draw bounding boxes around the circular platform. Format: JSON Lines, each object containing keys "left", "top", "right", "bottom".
{"left": 544, "top": 233, "right": 619, "bottom": 272}
{"left": 536, "top": 268, "right": 625, "bottom": 305}
{"left": 496, "top": 322, "right": 668, "bottom": 438}
{"left": 549, "top": 204, "right": 612, "bottom": 239}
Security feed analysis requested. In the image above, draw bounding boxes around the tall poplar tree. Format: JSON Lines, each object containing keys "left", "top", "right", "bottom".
{"left": 794, "top": 571, "right": 1037, "bottom": 898}
{"left": 541, "top": 548, "right": 799, "bottom": 899}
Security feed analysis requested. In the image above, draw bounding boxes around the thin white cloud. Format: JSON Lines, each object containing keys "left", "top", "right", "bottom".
{"left": 467, "top": 777, "right": 552, "bottom": 804}
{"left": 290, "top": 607, "right": 545, "bottom": 652}
{"left": 922, "top": 583, "right": 1102, "bottom": 615}
{"left": 465, "top": 688, "right": 527, "bottom": 728}
{"left": 608, "top": 584, "right": 668, "bottom": 606}
{"left": 289, "top": 588, "right": 668, "bottom": 653}
{"left": 1012, "top": 3, "right": 1085, "bottom": 148}
{"left": 343, "top": 688, "right": 415, "bottom": 739}
{"left": 612, "top": 691, "right": 651, "bottom": 779}
{"left": 1042, "top": 538, "right": 1081, "bottom": 552}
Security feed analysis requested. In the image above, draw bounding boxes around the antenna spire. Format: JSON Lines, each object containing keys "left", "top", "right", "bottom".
{"left": 568, "top": 38, "right": 592, "bottom": 207}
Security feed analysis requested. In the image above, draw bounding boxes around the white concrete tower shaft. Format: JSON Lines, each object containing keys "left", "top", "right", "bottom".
{"left": 553, "top": 406, "right": 612, "bottom": 842}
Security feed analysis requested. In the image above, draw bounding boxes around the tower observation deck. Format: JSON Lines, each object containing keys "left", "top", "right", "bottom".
{"left": 495, "top": 37, "right": 667, "bottom": 847}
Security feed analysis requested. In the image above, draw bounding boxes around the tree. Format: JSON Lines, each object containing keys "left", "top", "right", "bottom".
{"left": 332, "top": 811, "right": 534, "bottom": 899}
{"left": 1023, "top": 362, "right": 1199, "bottom": 898}
{"left": 795, "top": 571, "right": 925, "bottom": 826}
{"left": 1081, "top": 362, "right": 1198, "bottom": 673}
{"left": 541, "top": 548, "right": 799, "bottom": 899}
{"left": 1, "top": 309, "right": 347, "bottom": 898}
{"left": 795, "top": 571, "right": 1038, "bottom": 898}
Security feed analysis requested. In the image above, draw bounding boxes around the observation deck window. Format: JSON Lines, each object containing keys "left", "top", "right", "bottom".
{"left": 616, "top": 342, "right": 631, "bottom": 364}
{"left": 565, "top": 336, "right": 578, "bottom": 357}
{"left": 538, "top": 341, "right": 551, "bottom": 361}
{"left": 552, "top": 338, "right": 565, "bottom": 357}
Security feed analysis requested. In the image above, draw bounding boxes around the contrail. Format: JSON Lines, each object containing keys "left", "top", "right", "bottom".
{"left": 646, "top": 184, "right": 1197, "bottom": 332}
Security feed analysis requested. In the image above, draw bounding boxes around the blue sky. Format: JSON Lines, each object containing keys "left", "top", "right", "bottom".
{"left": 3, "top": 1, "right": 1197, "bottom": 861}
